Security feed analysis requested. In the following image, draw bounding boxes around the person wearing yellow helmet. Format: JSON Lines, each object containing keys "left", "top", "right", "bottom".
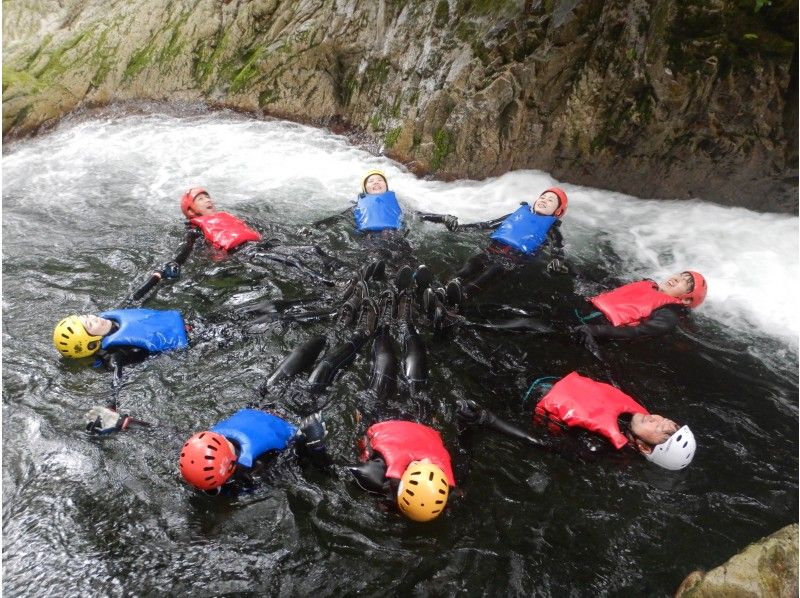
{"left": 53, "top": 309, "right": 190, "bottom": 434}
{"left": 313, "top": 169, "right": 459, "bottom": 243}
{"left": 348, "top": 420, "right": 457, "bottom": 523}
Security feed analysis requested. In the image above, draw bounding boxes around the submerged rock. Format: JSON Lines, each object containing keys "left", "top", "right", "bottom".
{"left": 675, "top": 523, "right": 799, "bottom": 598}
{"left": 2, "top": 0, "right": 796, "bottom": 212}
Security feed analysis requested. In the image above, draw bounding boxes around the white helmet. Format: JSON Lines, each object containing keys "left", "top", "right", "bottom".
{"left": 643, "top": 425, "right": 696, "bottom": 470}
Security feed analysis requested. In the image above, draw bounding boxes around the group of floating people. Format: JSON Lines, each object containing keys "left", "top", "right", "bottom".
{"left": 53, "top": 169, "right": 708, "bottom": 522}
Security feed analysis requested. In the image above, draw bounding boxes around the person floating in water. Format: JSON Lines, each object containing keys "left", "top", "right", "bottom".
{"left": 458, "top": 371, "right": 696, "bottom": 471}
{"left": 53, "top": 310, "right": 189, "bottom": 432}
{"left": 348, "top": 419, "right": 456, "bottom": 522}
{"left": 311, "top": 169, "right": 458, "bottom": 253}
{"left": 573, "top": 270, "right": 708, "bottom": 349}
{"left": 178, "top": 409, "right": 329, "bottom": 495}
{"left": 132, "top": 187, "right": 337, "bottom": 300}
{"left": 425, "top": 187, "right": 570, "bottom": 328}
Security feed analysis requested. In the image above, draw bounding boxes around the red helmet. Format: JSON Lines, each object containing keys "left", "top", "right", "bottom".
{"left": 682, "top": 271, "right": 707, "bottom": 308}
{"left": 180, "top": 187, "right": 209, "bottom": 218}
{"left": 179, "top": 431, "right": 237, "bottom": 491}
{"left": 543, "top": 187, "right": 568, "bottom": 217}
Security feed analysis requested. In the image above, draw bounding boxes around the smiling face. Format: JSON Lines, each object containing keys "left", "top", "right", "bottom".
{"left": 364, "top": 174, "right": 388, "bottom": 194}
{"left": 77, "top": 314, "right": 114, "bottom": 337}
{"left": 658, "top": 272, "right": 694, "bottom": 303}
{"left": 630, "top": 413, "right": 679, "bottom": 449}
{"left": 188, "top": 193, "right": 216, "bottom": 217}
{"left": 532, "top": 191, "right": 560, "bottom": 216}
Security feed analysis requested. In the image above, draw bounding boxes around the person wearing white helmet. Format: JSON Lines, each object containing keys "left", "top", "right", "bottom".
{"left": 457, "top": 371, "right": 696, "bottom": 471}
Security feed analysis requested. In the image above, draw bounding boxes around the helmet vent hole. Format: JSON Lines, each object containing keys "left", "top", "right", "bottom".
{"left": 204, "top": 455, "right": 215, "bottom": 460}
{"left": 406, "top": 490, "right": 415, "bottom": 497}
{"left": 682, "top": 441, "right": 688, "bottom": 448}
{"left": 438, "top": 489, "right": 446, "bottom": 495}
{"left": 428, "top": 472, "right": 434, "bottom": 481}
{"left": 66, "top": 327, "right": 74, "bottom": 334}
{"left": 203, "top": 466, "right": 213, "bottom": 472}
{"left": 402, "top": 497, "right": 410, "bottom": 505}
{"left": 208, "top": 445, "right": 218, "bottom": 452}
{"left": 676, "top": 434, "right": 683, "bottom": 442}
{"left": 409, "top": 480, "right": 418, "bottom": 486}
{"left": 211, "top": 436, "right": 221, "bottom": 445}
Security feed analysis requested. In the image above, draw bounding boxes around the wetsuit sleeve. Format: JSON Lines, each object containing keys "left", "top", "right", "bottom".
{"left": 312, "top": 206, "right": 354, "bottom": 228}
{"left": 587, "top": 305, "right": 683, "bottom": 341}
{"left": 546, "top": 223, "right": 565, "bottom": 260}
{"left": 457, "top": 214, "right": 510, "bottom": 231}
{"left": 130, "top": 226, "right": 200, "bottom": 301}
{"left": 348, "top": 456, "right": 392, "bottom": 495}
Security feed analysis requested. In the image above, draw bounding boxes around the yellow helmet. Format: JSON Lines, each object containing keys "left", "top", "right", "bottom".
{"left": 53, "top": 315, "right": 103, "bottom": 358}
{"left": 396, "top": 461, "right": 449, "bottom": 522}
{"left": 362, "top": 169, "right": 388, "bottom": 193}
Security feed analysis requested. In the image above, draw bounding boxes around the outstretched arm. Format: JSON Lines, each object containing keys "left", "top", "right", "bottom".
{"left": 457, "top": 213, "right": 510, "bottom": 231}
{"left": 580, "top": 305, "right": 682, "bottom": 342}
{"left": 312, "top": 206, "right": 354, "bottom": 228}
{"left": 412, "top": 210, "right": 459, "bottom": 231}
{"left": 130, "top": 227, "right": 200, "bottom": 301}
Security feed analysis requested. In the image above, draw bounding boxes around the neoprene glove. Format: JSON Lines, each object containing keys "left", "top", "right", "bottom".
{"left": 85, "top": 406, "right": 130, "bottom": 435}
{"left": 161, "top": 261, "right": 181, "bottom": 279}
{"left": 455, "top": 399, "right": 487, "bottom": 425}
{"left": 299, "top": 412, "right": 327, "bottom": 451}
{"left": 443, "top": 215, "right": 459, "bottom": 232}
{"left": 546, "top": 258, "right": 569, "bottom": 274}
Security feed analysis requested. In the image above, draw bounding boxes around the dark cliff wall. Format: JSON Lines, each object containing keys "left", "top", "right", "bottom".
{"left": 3, "top": 0, "right": 796, "bottom": 212}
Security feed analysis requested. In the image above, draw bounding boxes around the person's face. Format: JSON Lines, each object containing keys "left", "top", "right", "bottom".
{"left": 532, "top": 191, "right": 560, "bottom": 216}
{"left": 78, "top": 314, "right": 114, "bottom": 337}
{"left": 630, "top": 413, "right": 679, "bottom": 447}
{"left": 364, "top": 175, "right": 388, "bottom": 194}
{"left": 189, "top": 193, "right": 216, "bottom": 216}
{"left": 658, "top": 272, "right": 693, "bottom": 301}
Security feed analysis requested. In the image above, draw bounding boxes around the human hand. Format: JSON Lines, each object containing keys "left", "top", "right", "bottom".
{"left": 161, "top": 261, "right": 181, "bottom": 279}
{"left": 85, "top": 406, "right": 129, "bottom": 435}
{"left": 455, "top": 399, "right": 485, "bottom": 425}
{"left": 300, "top": 412, "right": 327, "bottom": 451}
{"left": 443, "top": 215, "right": 459, "bottom": 232}
{"left": 546, "top": 259, "right": 569, "bottom": 274}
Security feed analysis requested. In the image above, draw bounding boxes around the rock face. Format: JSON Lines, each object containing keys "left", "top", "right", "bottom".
{"left": 3, "top": 0, "right": 796, "bottom": 212}
{"left": 675, "top": 524, "right": 799, "bottom": 598}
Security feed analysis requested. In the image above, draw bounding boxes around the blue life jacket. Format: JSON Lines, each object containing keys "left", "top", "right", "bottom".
{"left": 490, "top": 206, "right": 557, "bottom": 255}
{"left": 211, "top": 409, "right": 297, "bottom": 468}
{"left": 99, "top": 309, "right": 188, "bottom": 353}
{"left": 353, "top": 191, "right": 403, "bottom": 232}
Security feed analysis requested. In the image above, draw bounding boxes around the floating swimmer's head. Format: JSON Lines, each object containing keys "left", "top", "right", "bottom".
{"left": 179, "top": 431, "right": 237, "bottom": 491}
{"left": 396, "top": 461, "right": 449, "bottom": 522}
{"left": 53, "top": 315, "right": 103, "bottom": 359}
{"left": 642, "top": 426, "right": 696, "bottom": 471}
{"left": 533, "top": 187, "right": 568, "bottom": 217}
{"left": 180, "top": 187, "right": 215, "bottom": 218}
{"left": 659, "top": 271, "right": 707, "bottom": 308}
{"left": 362, "top": 169, "right": 388, "bottom": 194}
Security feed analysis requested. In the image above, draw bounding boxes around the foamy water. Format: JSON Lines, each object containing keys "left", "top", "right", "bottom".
{"left": 4, "top": 110, "right": 798, "bottom": 347}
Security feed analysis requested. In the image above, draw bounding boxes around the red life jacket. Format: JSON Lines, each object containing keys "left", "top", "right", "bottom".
{"left": 535, "top": 371, "right": 649, "bottom": 449}
{"left": 589, "top": 280, "right": 683, "bottom": 327}
{"left": 190, "top": 212, "right": 262, "bottom": 251}
{"left": 363, "top": 421, "right": 456, "bottom": 487}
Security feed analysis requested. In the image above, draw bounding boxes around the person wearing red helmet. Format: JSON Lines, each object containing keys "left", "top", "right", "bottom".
{"left": 179, "top": 409, "right": 329, "bottom": 494}
{"left": 131, "top": 187, "right": 341, "bottom": 300}
{"left": 574, "top": 270, "right": 708, "bottom": 346}
{"left": 424, "top": 187, "right": 570, "bottom": 327}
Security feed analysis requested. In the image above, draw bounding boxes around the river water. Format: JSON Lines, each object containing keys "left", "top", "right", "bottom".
{"left": 2, "top": 107, "right": 798, "bottom": 596}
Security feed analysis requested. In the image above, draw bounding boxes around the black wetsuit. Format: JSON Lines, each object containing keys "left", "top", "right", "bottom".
{"left": 579, "top": 303, "right": 687, "bottom": 342}
{"left": 451, "top": 206, "right": 566, "bottom": 301}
